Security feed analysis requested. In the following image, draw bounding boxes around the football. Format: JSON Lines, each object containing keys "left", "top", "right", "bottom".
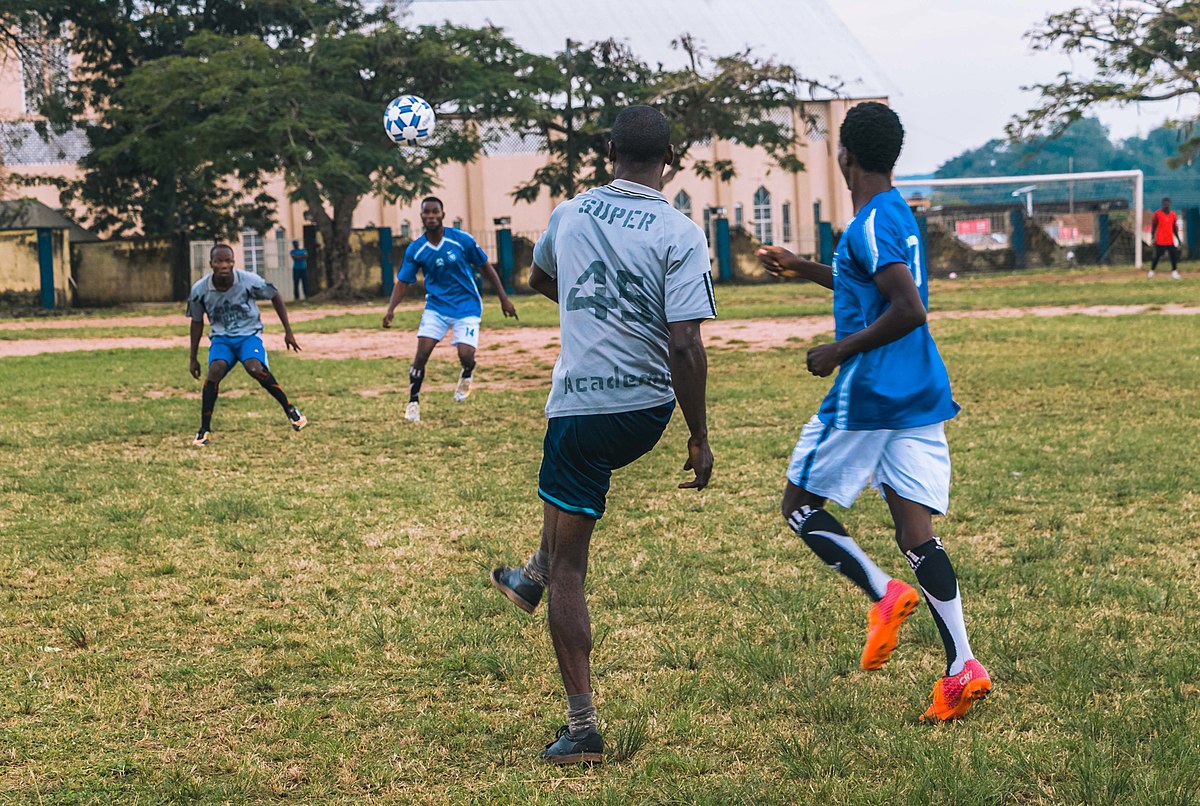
{"left": 384, "top": 94, "right": 436, "bottom": 146}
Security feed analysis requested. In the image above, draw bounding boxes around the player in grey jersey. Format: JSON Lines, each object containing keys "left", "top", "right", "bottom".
{"left": 489, "top": 106, "right": 715, "bottom": 765}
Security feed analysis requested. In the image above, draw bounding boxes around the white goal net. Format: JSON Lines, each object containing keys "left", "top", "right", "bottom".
{"left": 895, "top": 170, "right": 1145, "bottom": 274}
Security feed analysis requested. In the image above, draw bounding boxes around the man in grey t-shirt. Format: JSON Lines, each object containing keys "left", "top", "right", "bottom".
{"left": 186, "top": 243, "right": 307, "bottom": 446}
{"left": 490, "top": 106, "right": 714, "bottom": 765}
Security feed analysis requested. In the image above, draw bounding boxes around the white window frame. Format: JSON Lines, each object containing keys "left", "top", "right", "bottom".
{"left": 242, "top": 229, "right": 265, "bottom": 275}
{"left": 754, "top": 187, "right": 773, "bottom": 245}
{"left": 673, "top": 190, "right": 693, "bottom": 220}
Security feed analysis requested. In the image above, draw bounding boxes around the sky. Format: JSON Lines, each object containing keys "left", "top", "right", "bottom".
{"left": 830, "top": 0, "right": 1183, "bottom": 174}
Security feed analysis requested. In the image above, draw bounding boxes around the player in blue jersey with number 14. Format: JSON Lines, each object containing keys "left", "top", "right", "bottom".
{"left": 383, "top": 197, "right": 518, "bottom": 422}
{"left": 758, "top": 102, "right": 990, "bottom": 722}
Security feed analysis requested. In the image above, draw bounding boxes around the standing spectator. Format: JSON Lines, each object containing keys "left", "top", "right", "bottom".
{"left": 290, "top": 240, "right": 310, "bottom": 299}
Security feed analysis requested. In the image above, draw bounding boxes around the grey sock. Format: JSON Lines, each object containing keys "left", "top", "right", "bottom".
{"left": 567, "top": 691, "right": 597, "bottom": 737}
{"left": 523, "top": 548, "right": 549, "bottom": 586}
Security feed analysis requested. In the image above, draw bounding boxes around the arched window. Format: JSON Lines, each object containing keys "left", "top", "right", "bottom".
{"left": 673, "top": 190, "right": 693, "bottom": 220}
{"left": 753, "top": 187, "right": 773, "bottom": 245}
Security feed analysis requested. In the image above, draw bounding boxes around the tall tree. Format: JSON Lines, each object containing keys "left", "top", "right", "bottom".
{"left": 1012, "top": 0, "right": 1200, "bottom": 165}
{"left": 93, "top": 19, "right": 549, "bottom": 291}
{"left": 33, "top": 1, "right": 551, "bottom": 293}
{"left": 512, "top": 35, "right": 839, "bottom": 203}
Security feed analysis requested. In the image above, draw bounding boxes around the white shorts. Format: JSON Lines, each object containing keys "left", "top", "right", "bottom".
{"left": 785, "top": 415, "right": 951, "bottom": 514}
{"left": 416, "top": 309, "right": 481, "bottom": 348}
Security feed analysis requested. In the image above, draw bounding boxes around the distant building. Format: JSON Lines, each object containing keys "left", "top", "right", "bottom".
{"left": 2, "top": 0, "right": 891, "bottom": 265}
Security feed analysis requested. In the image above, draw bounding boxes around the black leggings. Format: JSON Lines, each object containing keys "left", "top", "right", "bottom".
{"left": 1152, "top": 244, "right": 1179, "bottom": 271}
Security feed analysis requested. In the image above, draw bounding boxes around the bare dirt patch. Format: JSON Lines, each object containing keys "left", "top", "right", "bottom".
{"left": 0, "top": 304, "right": 411, "bottom": 332}
{"left": 3, "top": 305, "right": 1198, "bottom": 367}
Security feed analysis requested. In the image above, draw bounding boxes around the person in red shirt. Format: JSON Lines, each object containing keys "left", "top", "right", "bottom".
{"left": 1149, "top": 197, "right": 1182, "bottom": 279}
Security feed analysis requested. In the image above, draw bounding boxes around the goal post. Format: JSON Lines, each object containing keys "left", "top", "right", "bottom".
{"left": 895, "top": 170, "right": 1145, "bottom": 270}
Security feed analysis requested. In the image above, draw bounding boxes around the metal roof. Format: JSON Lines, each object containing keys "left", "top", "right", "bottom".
{"left": 402, "top": 0, "right": 892, "bottom": 100}
{"left": 0, "top": 121, "right": 89, "bottom": 166}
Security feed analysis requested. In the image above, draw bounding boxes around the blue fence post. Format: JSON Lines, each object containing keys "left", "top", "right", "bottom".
{"left": 714, "top": 215, "right": 732, "bottom": 281}
{"left": 818, "top": 222, "right": 834, "bottom": 266}
{"left": 1097, "top": 213, "right": 1111, "bottom": 265}
{"left": 494, "top": 218, "right": 515, "bottom": 293}
{"left": 379, "top": 226, "right": 393, "bottom": 296}
{"left": 1186, "top": 208, "right": 1200, "bottom": 260}
{"left": 1009, "top": 208, "right": 1027, "bottom": 269}
{"left": 36, "top": 228, "right": 55, "bottom": 309}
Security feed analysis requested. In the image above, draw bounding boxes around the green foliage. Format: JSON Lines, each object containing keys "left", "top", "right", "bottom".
{"left": 512, "top": 35, "right": 839, "bottom": 203}
{"left": 38, "top": 0, "right": 547, "bottom": 293}
{"left": 936, "top": 116, "right": 1200, "bottom": 205}
{"left": 1012, "top": 0, "right": 1200, "bottom": 164}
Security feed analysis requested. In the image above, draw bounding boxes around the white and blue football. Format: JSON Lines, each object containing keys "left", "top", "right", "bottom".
{"left": 384, "top": 94, "right": 436, "bottom": 146}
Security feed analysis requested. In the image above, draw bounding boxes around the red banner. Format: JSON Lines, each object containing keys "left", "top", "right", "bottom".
{"left": 955, "top": 219, "right": 991, "bottom": 235}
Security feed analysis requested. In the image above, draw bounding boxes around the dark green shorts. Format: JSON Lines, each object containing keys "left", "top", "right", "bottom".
{"left": 537, "top": 401, "right": 675, "bottom": 519}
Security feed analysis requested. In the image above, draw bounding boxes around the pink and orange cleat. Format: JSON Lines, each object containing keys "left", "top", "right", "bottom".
{"left": 861, "top": 579, "right": 920, "bottom": 670}
{"left": 921, "top": 659, "right": 991, "bottom": 721}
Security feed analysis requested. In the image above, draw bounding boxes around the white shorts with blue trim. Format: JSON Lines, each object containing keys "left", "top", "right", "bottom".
{"left": 416, "top": 309, "right": 481, "bottom": 348}
{"left": 786, "top": 415, "right": 951, "bottom": 515}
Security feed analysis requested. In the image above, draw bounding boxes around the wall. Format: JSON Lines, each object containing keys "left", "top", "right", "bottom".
{"left": 0, "top": 228, "right": 71, "bottom": 306}
{"left": 73, "top": 238, "right": 173, "bottom": 306}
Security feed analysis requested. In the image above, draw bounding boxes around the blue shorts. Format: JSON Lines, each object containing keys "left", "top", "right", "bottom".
{"left": 538, "top": 401, "right": 675, "bottom": 519}
{"left": 208, "top": 334, "right": 269, "bottom": 368}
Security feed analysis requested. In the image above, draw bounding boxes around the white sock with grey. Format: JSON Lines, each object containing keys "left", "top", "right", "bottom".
{"left": 567, "top": 691, "right": 597, "bottom": 737}
{"left": 522, "top": 548, "right": 549, "bottom": 586}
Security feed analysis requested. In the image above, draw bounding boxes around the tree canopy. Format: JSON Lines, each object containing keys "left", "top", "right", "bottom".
{"left": 513, "top": 35, "right": 837, "bottom": 203}
{"left": 1011, "top": 0, "right": 1200, "bottom": 165}
{"left": 936, "top": 117, "right": 1200, "bottom": 207}
{"left": 7, "top": 0, "right": 840, "bottom": 295}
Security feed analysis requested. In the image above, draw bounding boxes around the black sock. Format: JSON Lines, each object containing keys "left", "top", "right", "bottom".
{"left": 786, "top": 506, "right": 891, "bottom": 601}
{"left": 906, "top": 537, "right": 974, "bottom": 676}
{"left": 201, "top": 381, "right": 219, "bottom": 432}
{"left": 248, "top": 366, "right": 291, "bottom": 411}
{"left": 409, "top": 366, "right": 425, "bottom": 402}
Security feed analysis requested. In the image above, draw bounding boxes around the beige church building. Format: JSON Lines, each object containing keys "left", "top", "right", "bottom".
{"left": 2, "top": 0, "right": 890, "bottom": 281}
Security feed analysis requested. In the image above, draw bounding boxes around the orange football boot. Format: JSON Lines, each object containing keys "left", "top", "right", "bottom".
{"left": 921, "top": 659, "right": 991, "bottom": 721}
{"left": 861, "top": 579, "right": 920, "bottom": 670}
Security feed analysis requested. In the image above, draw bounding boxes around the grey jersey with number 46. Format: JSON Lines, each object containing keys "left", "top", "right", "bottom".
{"left": 534, "top": 179, "right": 717, "bottom": 418}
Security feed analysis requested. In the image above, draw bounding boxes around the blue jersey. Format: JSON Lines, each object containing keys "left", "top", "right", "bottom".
{"left": 818, "top": 188, "right": 959, "bottom": 431}
{"left": 397, "top": 228, "right": 489, "bottom": 319}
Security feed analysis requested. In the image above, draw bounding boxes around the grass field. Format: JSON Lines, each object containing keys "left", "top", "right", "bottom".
{"left": 2, "top": 268, "right": 1199, "bottom": 803}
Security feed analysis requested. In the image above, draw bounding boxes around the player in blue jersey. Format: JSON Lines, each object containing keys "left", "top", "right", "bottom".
{"left": 758, "top": 102, "right": 989, "bottom": 722}
{"left": 382, "top": 197, "right": 518, "bottom": 422}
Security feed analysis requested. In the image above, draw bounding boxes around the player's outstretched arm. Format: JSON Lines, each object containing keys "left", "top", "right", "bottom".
{"left": 188, "top": 319, "right": 204, "bottom": 379}
{"left": 667, "top": 319, "right": 712, "bottom": 490}
{"left": 529, "top": 263, "right": 559, "bottom": 303}
{"left": 382, "top": 281, "right": 409, "bottom": 328}
{"left": 806, "top": 262, "right": 925, "bottom": 377}
{"left": 270, "top": 292, "right": 301, "bottom": 352}
{"left": 479, "top": 261, "right": 518, "bottom": 319}
{"left": 756, "top": 246, "right": 834, "bottom": 290}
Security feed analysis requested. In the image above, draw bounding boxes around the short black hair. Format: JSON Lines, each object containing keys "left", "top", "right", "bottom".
{"left": 611, "top": 105, "right": 670, "bottom": 166}
{"left": 210, "top": 243, "right": 234, "bottom": 258}
{"left": 421, "top": 196, "right": 444, "bottom": 210}
{"left": 839, "top": 102, "right": 904, "bottom": 174}
{"left": 1162, "top": 197, "right": 1171, "bottom": 204}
